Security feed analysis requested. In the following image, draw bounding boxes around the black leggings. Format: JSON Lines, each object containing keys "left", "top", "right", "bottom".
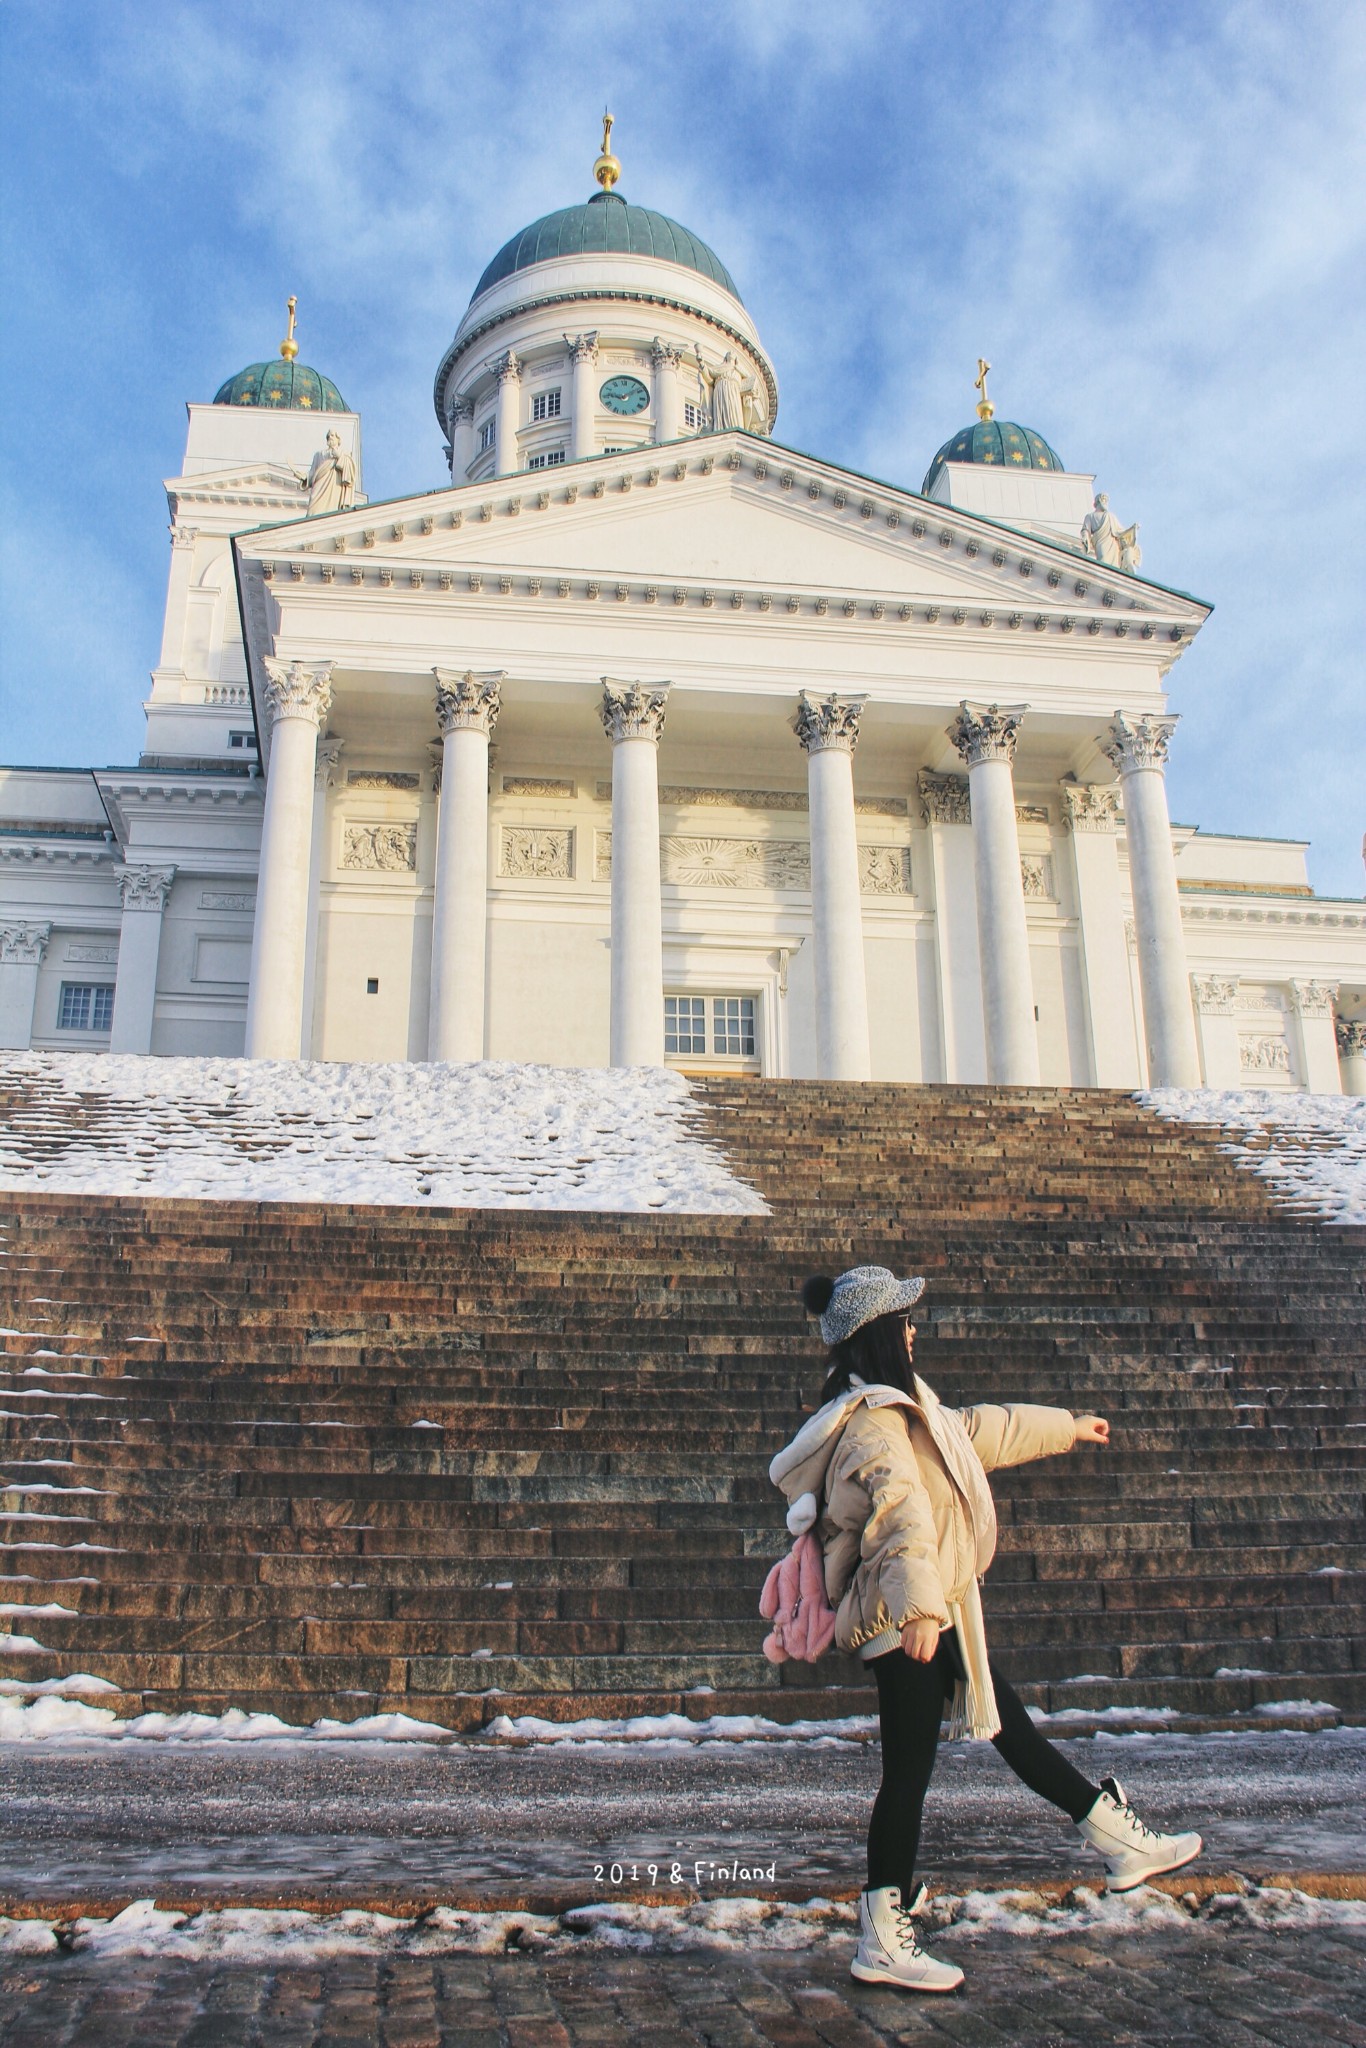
{"left": 867, "top": 1636, "right": 1100, "bottom": 1896}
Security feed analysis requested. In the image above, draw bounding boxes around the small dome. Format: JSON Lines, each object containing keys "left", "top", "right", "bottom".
{"left": 470, "top": 189, "right": 742, "bottom": 305}
{"left": 213, "top": 360, "right": 348, "bottom": 412}
{"left": 922, "top": 417, "right": 1064, "bottom": 497}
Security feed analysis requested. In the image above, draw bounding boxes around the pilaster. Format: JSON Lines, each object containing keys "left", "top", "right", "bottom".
{"left": 1061, "top": 780, "right": 1140, "bottom": 1086}
{"left": 1289, "top": 979, "right": 1342, "bottom": 1094}
{"left": 0, "top": 922, "right": 52, "bottom": 1051}
{"left": 110, "top": 866, "right": 176, "bottom": 1055}
{"left": 1190, "top": 973, "right": 1243, "bottom": 1088}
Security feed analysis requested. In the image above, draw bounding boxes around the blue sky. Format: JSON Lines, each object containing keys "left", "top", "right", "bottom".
{"left": 2, "top": 0, "right": 1363, "bottom": 895}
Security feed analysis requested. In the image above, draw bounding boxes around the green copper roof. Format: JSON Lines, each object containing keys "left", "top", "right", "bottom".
{"left": 213, "top": 360, "right": 348, "bottom": 412}
{"left": 922, "top": 418, "right": 1064, "bottom": 497}
{"left": 471, "top": 189, "right": 742, "bottom": 305}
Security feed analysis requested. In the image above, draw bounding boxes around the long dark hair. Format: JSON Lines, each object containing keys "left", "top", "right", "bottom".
{"left": 803, "top": 1277, "right": 915, "bottom": 1405}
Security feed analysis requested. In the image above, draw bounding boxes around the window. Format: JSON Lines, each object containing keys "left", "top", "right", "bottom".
{"left": 684, "top": 401, "right": 708, "bottom": 430}
{"left": 366, "top": 977, "right": 379, "bottom": 995}
{"left": 478, "top": 418, "right": 495, "bottom": 452}
{"left": 59, "top": 984, "right": 114, "bottom": 1032}
{"left": 665, "top": 994, "right": 758, "bottom": 1063}
{"left": 664, "top": 995, "right": 707, "bottom": 1057}
{"left": 228, "top": 730, "right": 257, "bottom": 750}
{"left": 527, "top": 449, "right": 566, "bottom": 469}
{"left": 530, "top": 388, "right": 562, "bottom": 422}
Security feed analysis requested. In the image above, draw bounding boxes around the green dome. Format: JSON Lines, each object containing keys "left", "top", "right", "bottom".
{"left": 471, "top": 189, "right": 742, "bottom": 305}
{"left": 213, "top": 359, "right": 348, "bottom": 412}
{"left": 922, "top": 417, "right": 1064, "bottom": 497}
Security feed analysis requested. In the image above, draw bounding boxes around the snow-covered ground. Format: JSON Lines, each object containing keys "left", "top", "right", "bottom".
{"left": 0, "top": 1053, "right": 766, "bottom": 1213}
{"left": 1, "top": 1884, "right": 1362, "bottom": 1962}
{"left": 1140, "top": 1087, "right": 1366, "bottom": 1225}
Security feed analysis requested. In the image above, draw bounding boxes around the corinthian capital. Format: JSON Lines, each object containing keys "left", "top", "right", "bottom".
{"left": 1100, "top": 711, "right": 1178, "bottom": 773}
{"left": 1060, "top": 780, "right": 1123, "bottom": 833}
{"left": 947, "top": 702, "right": 1026, "bottom": 768}
{"left": 492, "top": 348, "right": 522, "bottom": 385}
{"left": 261, "top": 658, "right": 334, "bottom": 730}
{"left": 792, "top": 691, "right": 866, "bottom": 756}
{"left": 450, "top": 395, "right": 475, "bottom": 425}
{"left": 600, "top": 678, "right": 670, "bottom": 744}
{"left": 1337, "top": 1017, "right": 1366, "bottom": 1057}
{"left": 1, "top": 921, "right": 52, "bottom": 965}
{"left": 118, "top": 864, "right": 176, "bottom": 912}
{"left": 1290, "top": 978, "right": 1338, "bottom": 1020}
{"left": 1190, "top": 974, "right": 1240, "bottom": 1015}
{"left": 651, "top": 336, "right": 682, "bottom": 369}
{"left": 565, "top": 330, "right": 599, "bottom": 366}
{"left": 433, "top": 669, "right": 505, "bottom": 737}
{"left": 315, "top": 734, "right": 346, "bottom": 790}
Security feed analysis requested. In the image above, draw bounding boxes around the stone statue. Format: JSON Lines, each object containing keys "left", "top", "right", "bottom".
{"left": 306, "top": 429, "right": 357, "bottom": 516}
{"left": 741, "top": 372, "right": 769, "bottom": 435}
{"left": 1080, "top": 492, "right": 1140, "bottom": 574}
{"left": 706, "top": 351, "right": 746, "bottom": 431}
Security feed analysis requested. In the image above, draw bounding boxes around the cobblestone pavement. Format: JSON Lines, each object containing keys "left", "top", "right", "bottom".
{"left": 3, "top": 1924, "right": 1366, "bottom": 2048}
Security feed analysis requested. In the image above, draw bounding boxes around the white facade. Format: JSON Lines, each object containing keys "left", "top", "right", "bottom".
{"left": 3, "top": 169, "right": 1364, "bottom": 1092}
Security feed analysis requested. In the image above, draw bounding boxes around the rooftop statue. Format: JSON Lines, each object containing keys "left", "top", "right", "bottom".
{"left": 1081, "top": 492, "right": 1141, "bottom": 574}
{"left": 306, "top": 428, "right": 357, "bottom": 516}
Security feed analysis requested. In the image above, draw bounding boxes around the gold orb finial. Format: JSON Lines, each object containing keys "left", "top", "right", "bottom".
{"left": 593, "top": 110, "right": 621, "bottom": 192}
{"left": 280, "top": 295, "right": 300, "bottom": 362}
{"left": 973, "top": 356, "right": 994, "bottom": 421}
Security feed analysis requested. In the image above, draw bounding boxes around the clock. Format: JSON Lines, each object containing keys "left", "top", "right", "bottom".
{"left": 600, "top": 374, "right": 650, "bottom": 416}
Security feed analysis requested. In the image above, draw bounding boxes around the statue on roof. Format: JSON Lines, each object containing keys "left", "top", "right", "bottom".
{"left": 1081, "top": 492, "right": 1141, "bottom": 574}
{"left": 306, "top": 428, "right": 357, "bottom": 516}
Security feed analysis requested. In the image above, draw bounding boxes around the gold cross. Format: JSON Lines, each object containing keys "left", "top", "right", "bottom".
{"left": 974, "top": 357, "right": 994, "bottom": 420}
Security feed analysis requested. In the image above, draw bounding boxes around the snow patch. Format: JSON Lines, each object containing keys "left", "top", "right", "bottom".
{"left": 484, "top": 1709, "right": 879, "bottom": 1746}
{"left": 1139, "top": 1087, "right": 1366, "bottom": 1225}
{"left": 0, "top": 1054, "right": 767, "bottom": 1214}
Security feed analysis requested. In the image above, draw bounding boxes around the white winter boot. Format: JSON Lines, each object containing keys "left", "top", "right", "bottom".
{"left": 1076, "top": 1775, "right": 1202, "bottom": 1891}
{"left": 850, "top": 1884, "right": 964, "bottom": 1992}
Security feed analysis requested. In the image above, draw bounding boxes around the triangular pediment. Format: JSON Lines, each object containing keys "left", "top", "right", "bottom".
{"left": 236, "top": 432, "right": 1207, "bottom": 630}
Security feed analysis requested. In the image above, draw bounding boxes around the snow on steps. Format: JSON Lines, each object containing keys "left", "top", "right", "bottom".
{"left": 0, "top": 1054, "right": 767, "bottom": 1214}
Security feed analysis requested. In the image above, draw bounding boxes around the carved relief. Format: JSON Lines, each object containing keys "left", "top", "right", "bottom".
{"left": 65, "top": 943, "right": 119, "bottom": 964}
{"left": 1015, "top": 806, "right": 1051, "bottom": 825}
{"left": 200, "top": 892, "right": 255, "bottom": 912}
{"left": 1336, "top": 1018, "right": 1366, "bottom": 1057}
{"left": 500, "top": 828, "right": 572, "bottom": 880}
{"left": 1239, "top": 1035, "right": 1293, "bottom": 1076}
{"left": 859, "top": 846, "right": 913, "bottom": 895}
{"left": 1019, "top": 855, "right": 1054, "bottom": 900}
{"left": 341, "top": 823, "right": 417, "bottom": 873}
{"left": 592, "top": 835, "right": 911, "bottom": 895}
{"left": 918, "top": 770, "right": 970, "bottom": 826}
{"left": 502, "top": 777, "right": 576, "bottom": 798}
{"left": 315, "top": 736, "right": 346, "bottom": 791}
{"left": 947, "top": 702, "right": 1026, "bottom": 768}
{"left": 347, "top": 770, "right": 418, "bottom": 791}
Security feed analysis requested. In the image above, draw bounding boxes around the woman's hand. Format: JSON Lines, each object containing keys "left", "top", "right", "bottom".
{"left": 901, "top": 1617, "right": 940, "bottom": 1662}
{"left": 1073, "top": 1415, "right": 1110, "bottom": 1446}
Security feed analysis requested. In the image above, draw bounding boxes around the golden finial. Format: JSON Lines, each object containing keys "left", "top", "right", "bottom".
{"left": 974, "top": 357, "right": 994, "bottom": 421}
{"left": 280, "top": 295, "right": 299, "bottom": 362}
{"left": 593, "top": 110, "right": 621, "bottom": 192}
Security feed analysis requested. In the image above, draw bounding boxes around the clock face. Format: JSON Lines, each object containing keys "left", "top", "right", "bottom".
{"left": 600, "top": 374, "right": 650, "bottom": 416}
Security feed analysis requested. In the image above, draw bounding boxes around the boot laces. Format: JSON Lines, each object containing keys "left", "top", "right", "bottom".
{"left": 1107, "top": 1780, "right": 1159, "bottom": 1844}
{"left": 892, "top": 1900, "right": 924, "bottom": 1952}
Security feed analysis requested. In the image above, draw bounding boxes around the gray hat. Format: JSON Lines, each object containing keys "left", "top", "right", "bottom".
{"left": 812, "top": 1265, "right": 925, "bottom": 1347}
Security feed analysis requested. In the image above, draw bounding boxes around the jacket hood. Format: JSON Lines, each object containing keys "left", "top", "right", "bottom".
{"left": 768, "top": 1378, "right": 913, "bottom": 1534}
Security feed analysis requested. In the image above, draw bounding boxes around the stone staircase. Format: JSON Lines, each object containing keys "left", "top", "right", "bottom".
{"left": 1, "top": 1079, "right": 1362, "bottom": 1730}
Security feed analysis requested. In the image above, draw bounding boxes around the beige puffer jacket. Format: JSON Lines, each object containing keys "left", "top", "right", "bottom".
{"left": 769, "top": 1373, "right": 1076, "bottom": 1658}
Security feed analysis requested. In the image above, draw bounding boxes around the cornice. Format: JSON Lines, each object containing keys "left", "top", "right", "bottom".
{"left": 1181, "top": 899, "right": 1366, "bottom": 932}
{"left": 0, "top": 841, "right": 115, "bottom": 869}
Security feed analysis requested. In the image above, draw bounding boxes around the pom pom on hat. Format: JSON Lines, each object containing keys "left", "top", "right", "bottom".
{"left": 802, "top": 1275, "right": 836, "bottom": 1317}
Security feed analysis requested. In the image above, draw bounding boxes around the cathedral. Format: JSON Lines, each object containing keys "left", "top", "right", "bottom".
{"left": 3, "top": 124, "right": 1364, "bottom": 1092}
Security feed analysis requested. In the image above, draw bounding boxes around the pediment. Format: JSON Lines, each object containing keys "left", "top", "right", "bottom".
{"left": 237, "top": 432, "right": 1208, "bottom": 632}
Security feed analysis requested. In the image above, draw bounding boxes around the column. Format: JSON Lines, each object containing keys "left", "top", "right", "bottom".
{"left": 492, "top": 350, "right": 522, "bottom": 478}
{"left": 652, "top": 338, "right": 682, "bottom": 444}
{"left": 0, "top": 923, "right": 51, "bottom": 1050}
{"left": 301, "top": 734, "right": 344, "bottom": 1059}
{"left": 918, "top": 771, "right": 984, "bottom": 1082}
{"left": 155, "top": 523, "right": 197, "bottom": 679}
{"left": 1061, "top": 781, "right": 1142, "bottom": 1086}
{"left": 245, "top": 658, "right": 333, "bottom": 1060}
{"left": 428, "top": 669, "right": 503, "bottom": 1062}
{"left": 1099, "top": 713, "right": 1201, "bottom": 1088}
{"left": 109, "top": 867, "right": 176, "bottom": 1054}
{"left": 448, "top": 397, "right": 475, "bottom": 483}
{"left": 601, "top": 679, "right": 670, "bottom": 1067}
{"left": 948, "top": 703, "right": 1040, "bottom": 1085}
{"left": 793, "top": 692, "right": 872, "bottom": 1082}
{"left": 1190, "top": 975, "right": 1243, "bottom": 1088}
{"left": 1290, "top": 979, "right": 1342, "bottom": 1093}
{"left": 1337, "top": 1017, "right": 1366, "bottom": 1096}
{"left": 568, "top": 333, "right": 599, "bottom": 462}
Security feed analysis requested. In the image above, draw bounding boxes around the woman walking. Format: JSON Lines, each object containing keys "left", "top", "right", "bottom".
{"left": 769, "top": 1264, "right": 1202, "bottom": 1994}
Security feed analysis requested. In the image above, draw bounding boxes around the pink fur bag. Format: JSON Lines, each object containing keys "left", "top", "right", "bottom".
{"left": 759, "top": 1529, "right": 838, "bottom": 1665}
